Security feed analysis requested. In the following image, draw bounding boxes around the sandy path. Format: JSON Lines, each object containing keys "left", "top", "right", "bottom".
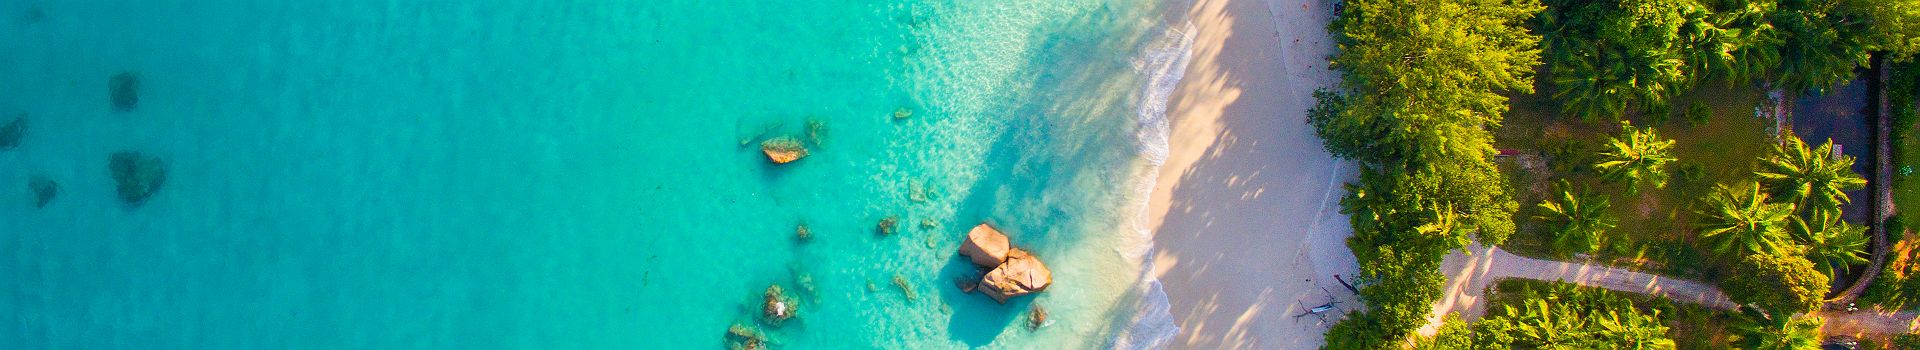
{"left": 1424, "top": 244, "right": 1736, "bottom": 337}
{"left": 1424, "top": 244, "right": 1920, "bottom": 338}
{"left": 1146, "top": 0, "right": 1358, "bottom": 348}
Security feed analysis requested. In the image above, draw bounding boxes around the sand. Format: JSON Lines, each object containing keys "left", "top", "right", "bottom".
{"left": 1147, "top": 0, "right": 1358, "bottom": 348}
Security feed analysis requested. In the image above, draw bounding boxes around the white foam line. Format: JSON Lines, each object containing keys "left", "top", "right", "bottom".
{"left": 1108, "top": 22, "right": 1196, "bottom": 350}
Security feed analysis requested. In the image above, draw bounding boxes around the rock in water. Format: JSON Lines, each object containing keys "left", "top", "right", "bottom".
{"left": 762, "top": 284, "right": 795, "bottom": 326}
{"left": 725, "top": 323, "right": 766, "bottom": 350}
{"left": 28, "top": 176, "right": 57, "bottom": 208}
{"left": 959, "top": 224, "right": 1012, "bottom": 267}
{"left": 109, "top": 151, "right": 166, "bottom": 205}
{"left": 110, "top": 72, "right": 140, "bottom": 112}
{"left": 891, "top": 274, "right": 917, "bottom": 301}
{"left": 979, "top": 248, "right": 1053, "bottom": 303}
{"left": 759, "top": 136, "right": 808, "bottom": 164}
{"left": 794, "top": 223, "right": 812, "bottom": 242}
{"left": 876, "top": 216, "right": 899, "bottom": 236}
{"left": 0, "top": 115, "right": 24, "bottom": 150}
{"left": 1028, "top": 304, "right": 1048, "bottom": 330}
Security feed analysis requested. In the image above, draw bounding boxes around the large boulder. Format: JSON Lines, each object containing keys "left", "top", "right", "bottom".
{"left": 958, "top": 224, "right": 1011, "bottom": 267}
{"left": 760, "top": 136, "right": 808, "bottom": 164}
{"left": 979, "top": 248, "right": 1053, "bottom": 303}
{"left": 109, "top": 151, "right": 166, "bottom": 205}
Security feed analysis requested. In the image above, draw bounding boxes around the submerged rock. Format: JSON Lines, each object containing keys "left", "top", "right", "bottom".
{"left": 109, "top": 151, "right": 166, "bottom": 205}
{"left": 804, "top": 119, "right": 827, "bottom": 146}
{"left": 1028, "top": 303, "right": 1048, "bottom": 330}
{"left": 110, "top": 72, "right": 140, "bottom": 112}
{"left": 760, "top": 136, "right": 808, "bottom": 164}
{"left": 876, "top": 216, "right": 899, "bottom": 236}
{"left": 893, "top": 107, "right": 913, "bottom": 120}
{"left": 0, "top": 115, "right": 24, "bottom": 150}
{"left": 954, "top": 275, "right": 979, "bottom": 293}
{"left": 908, "top": 181, "right": 928, "bottom": 202}
{"left": 959, "top": 224, "right": 1011, "bottom": 267}
{"left": 725, "top": 323, "right": 767, "bottom": 350}
{"left": 794, "top": 223, "right": 812, "bottom": 242}
{"left": 762, "top": 284, "right": 796, "bottom": 326}
{"left": 892, "top": 274, "right": 917, "bottom": 301}
{"left": 28, "top": 176, "right": 56, "bottom": 208}
{"left": 980, "top": 248, "right": 1053, "bottom": 303}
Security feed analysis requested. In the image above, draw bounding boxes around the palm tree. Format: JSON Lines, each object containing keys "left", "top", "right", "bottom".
{"left": 1697, "top": 182, "right": 1796, "bottom": 256}
{"left": 1756, "top": 138, "right": 1866, "bottom": 216}
{"left": 1535, "top": 180, "right": 1616, "bottom": 255}
{"left": 1789, "top": 210, "right": 1868, "bottom": 277}
{"left": 1594, "top": 122, "right": 1678, "bottom": 193}
{"left": 1731, "top": 307, "right": 1823, "bottom": 350}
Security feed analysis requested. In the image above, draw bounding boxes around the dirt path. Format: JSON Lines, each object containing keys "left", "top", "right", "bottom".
{"left": 1415, "top": 244, "right": 1920, "bottom": 337}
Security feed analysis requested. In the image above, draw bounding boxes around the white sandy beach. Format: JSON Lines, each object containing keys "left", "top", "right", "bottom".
{"left": 1147, "top": 0, "right": 1358, "bottom": 348}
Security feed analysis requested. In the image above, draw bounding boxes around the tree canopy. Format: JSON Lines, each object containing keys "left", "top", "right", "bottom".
{"left": 1787, "top": 209, "right": 1869, "bottom": 277}
{"left": 1471, "top": 282, "right": 1677, "bottom": 348}
{"left": 1723, "top": 252, "right": 1832, "bottom": 315}
{"left": 1535, "top": 180, "right": 1617, "bottom": 254}
{"left": 1594, "top": 122, "right": 1678, "bottom": 192}
{"left": 1316, "top": 0, "right": 1544, "bottom": 346}
{"left": 1697, "top": 182, "right": 1797, "bottom": 256}
{"left": 1755, "top": 137, "right": 1866, "bottom": 216}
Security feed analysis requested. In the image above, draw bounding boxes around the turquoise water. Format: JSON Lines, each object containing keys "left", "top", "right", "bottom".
{"left": 1, "top": 1, "right": 1182, "bottom": 348}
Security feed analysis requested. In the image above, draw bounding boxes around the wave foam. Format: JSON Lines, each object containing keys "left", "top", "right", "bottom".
{"left": 1107, "top": 23, "right": 1195, "bottom": 350}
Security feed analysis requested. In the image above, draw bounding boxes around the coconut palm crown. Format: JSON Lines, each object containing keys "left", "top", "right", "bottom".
{"left": 1756, "top": 137, "right": 1866, "bottom": 216}
{"left": 1697, "top": 182, "right": 1795, "bottom": 256}
{"left": 1594, "top": 122, "right": 1677, "bottom": 193}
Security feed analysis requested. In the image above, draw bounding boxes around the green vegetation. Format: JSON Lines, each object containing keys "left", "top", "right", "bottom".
{"left": 1756, "top": 138, "right": 1868, "bottom": 216}
{"left": 1696, "top": 181, "right": 1796, "bottom": 256}
{"left": 1472, "top": 282, "right": 1676, "bottom": 348}
{"left": 1728, "top": 307, "right": 1824, "bottom": 350}
{"left": 1723, "top": 251, "right": 1831, "bottom": 315}
{"left": 1544, "top": 0, "right": 1920, "bottom": 120}
{"left": 1411, "top": 280, "right": 1739, "bottom": 348}
{"left": 1595, "top": 123, "right": 1679, "bottom": 192}
{"left": 1314, "top": 0, "right": 1542, "bottom": 346}
{"left": 1536, "top": 180, "right": 1618, "bottom": 254}
{"left": 1318, "top": 0, "right": 1920, "bottom": 345}
{"left": 1789, "top": 210, "right": 1869, "bottom": 277}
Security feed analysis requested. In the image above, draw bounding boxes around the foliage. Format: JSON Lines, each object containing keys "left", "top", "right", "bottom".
{"left": 1768, "top": 0, "right": 1872, "bottom": 93}
{"left": 1411, "top": 314, "right": 1473, "bottom": 350}
{"left": 1723, "top": 252, "right": 1832, "bottom": 315}
{"left": 1756, "top": 137, "right": 1866, "bottom": 217}
{"left": 1895, "top": 333, "right": 1920, "bottom": 349}
{"left": 1541, "top": 0, "right": 1723, "bottom": 120}
{"left": 1696, "top": 182, "right": 1798, "bottom": 256}
{"left": 1536, "top": 179, "right": 1618, "bottom": 254}
{"left": 1863, "top": 244, "right": 1920, "bottom": 311}
{"left": 1314, "top": 0, "right": 1542, "bottom": 168}
{"left": 1472, "top": 281, "right": 1677, "bottom": 348}
{"left": 1596, "top": 122, "right": 1679, "bottom": 192}
{"left": 1728, "top": 306, "right": 1824, "bottom": 350}
{"left": 1787, "top": 209, "right": 1869, "bottom": 277}
{"left": 1317, "top": 0, "right": 1546, "bottom": 346}
{"left": 1685, "top": 100, "right": 1712, "bottom": 126}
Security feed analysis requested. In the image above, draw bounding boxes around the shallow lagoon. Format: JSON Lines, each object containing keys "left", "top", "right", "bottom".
{"left": 0, "top": 1, "right": 1181, "bottom": 348}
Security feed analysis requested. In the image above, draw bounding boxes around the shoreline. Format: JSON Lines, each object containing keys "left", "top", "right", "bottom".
{"left": 1143, "top": 0, "right": 1358, "bottom": 348}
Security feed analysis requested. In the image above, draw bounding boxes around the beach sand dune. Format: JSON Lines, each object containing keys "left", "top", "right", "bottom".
{"left": 1148, "top": 0, "right": 1357, "bottom": 348}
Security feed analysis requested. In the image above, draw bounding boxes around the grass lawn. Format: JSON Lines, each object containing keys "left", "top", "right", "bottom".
{"left": 1487, "top": 280, "right": 1734, "bottom": 349}
{"left": 1495, "top": 82, "right": 1775, "bottom": 278}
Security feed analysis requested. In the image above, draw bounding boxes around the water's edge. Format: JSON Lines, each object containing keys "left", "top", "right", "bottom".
{"left": 1107, "top": 22, "right": 1194, "bottom": 350}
